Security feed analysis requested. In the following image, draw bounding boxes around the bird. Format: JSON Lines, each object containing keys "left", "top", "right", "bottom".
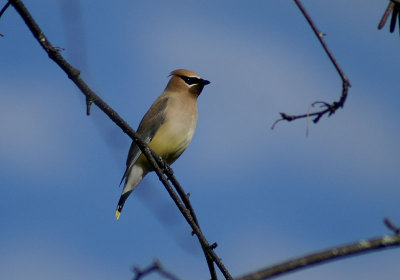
{"left": 116, "top": 69, "right": 210, "bottom": 220}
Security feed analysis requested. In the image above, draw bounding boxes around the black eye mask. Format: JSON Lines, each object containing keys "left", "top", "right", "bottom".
{"left": 179, "top": 75, "right": 210, "bottom": 86}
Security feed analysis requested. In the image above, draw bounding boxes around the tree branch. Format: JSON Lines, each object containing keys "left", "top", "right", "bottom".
{"left": 236, "top": 232, "right": 400, "bottom": 280}
{"left": 378, "top": 0, "right": 400, "bottom": 34}
{"left": 132, "top": 260, "right": 180, "bottom": 280}
{"left": 8, "top": 0, "right": 228, "bottom": 279}
{"left": 0, "top": 0, "right": 11, "bottom": 37}
{"left": 384, "top": 218, "right": 400, "bottom": 235}
{"left": 0, "top": 1, "right": 10, "bottom": 19}
{"left": 272, "top": 0, "right": 351, "bottom": 129}
{"left": 162, "top": 165, "right": 218, "bottom": 279}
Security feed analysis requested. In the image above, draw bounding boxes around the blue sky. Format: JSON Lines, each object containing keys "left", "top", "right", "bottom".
{"left": 1, "top": 0, "right": 400, "bottom": 279}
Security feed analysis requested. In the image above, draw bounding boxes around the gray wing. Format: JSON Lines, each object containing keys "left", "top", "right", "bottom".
{"left": 119, "top": 97, "right": 169, "bottom": 185}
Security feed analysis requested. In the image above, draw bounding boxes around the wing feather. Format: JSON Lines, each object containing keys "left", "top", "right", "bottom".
{"left": 119, "top": 97, "right": 169, "bottom": 185}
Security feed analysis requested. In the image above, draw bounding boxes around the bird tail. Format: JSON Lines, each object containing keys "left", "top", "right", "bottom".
{"left": 116, "top": 164, "right": 146, "bottom": 220}
{"left": 116, "top": 192, "right": 131, "bottom": 220}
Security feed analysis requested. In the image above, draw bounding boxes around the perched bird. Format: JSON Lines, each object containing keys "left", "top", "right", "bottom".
{"left": 116, "top": 69, "right": 210, "bottom": 219}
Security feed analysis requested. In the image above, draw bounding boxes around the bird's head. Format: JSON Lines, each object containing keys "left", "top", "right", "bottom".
{"left": 166, "top": 69, "right": 210, "bottom": 96}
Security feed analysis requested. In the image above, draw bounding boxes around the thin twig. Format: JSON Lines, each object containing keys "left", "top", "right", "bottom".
{"left": 378, "top": 0, "right": 400, "bottom": 33}
{"left": 0, "top": 0, "right": 10, "bottom": 36}
{"left": 390, "top": 4, "right": 400, "bottom": 33}
{"left": 236, "top": 233, "right": 400, "bottom": 280}
{"left": 86, "top": 96, "right": 93, "bottom": 116}
{"left": 384, "top": 218, "right": 400, "bottom": 234}
{"left": 378, "top": 2, "right": 396, "bottom": 29}
{"left": 0, "top": 1, "right": 10, "bottom": 19}
{"left": 8, "top": 0, "right": 228, "bottom": 279}
{"left": 132, "top": 260, "right": 180, "bottom": 280}
{"left": 272, "top": 0, "right": 351, "bottom": 129}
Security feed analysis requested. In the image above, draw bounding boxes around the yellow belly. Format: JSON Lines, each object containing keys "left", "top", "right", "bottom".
{"left": 137, "top": 119, "right": 195, "bottom": 167}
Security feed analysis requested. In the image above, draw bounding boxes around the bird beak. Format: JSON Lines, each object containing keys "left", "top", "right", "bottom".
{"left": 201, "top": 79, "right": 210, "bottom": 85}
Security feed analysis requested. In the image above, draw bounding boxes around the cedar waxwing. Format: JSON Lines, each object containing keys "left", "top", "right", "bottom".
{"left": 116, "top": 69, "right": 210, "bottom": 219}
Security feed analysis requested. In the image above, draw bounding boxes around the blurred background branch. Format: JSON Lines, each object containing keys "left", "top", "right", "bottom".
{"left": 132, "top": 260, "right": 180, "bottom": 280}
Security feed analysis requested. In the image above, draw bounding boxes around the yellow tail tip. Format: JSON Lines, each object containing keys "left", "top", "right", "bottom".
{"left": 116, "top": 210, "right": 121, "bottom": 220}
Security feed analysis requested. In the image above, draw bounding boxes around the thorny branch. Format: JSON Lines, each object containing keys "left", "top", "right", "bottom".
{"left": 378, "top": 0, "right": 400, "bottom": 35}
{"left": 272, "top": 0, "right": 351, "bottom": 129}
{"left": 7, "top": 0, "right": 226, "bottom": 279}
{"left": 236, "top": 227, "right": 400, "bottom": 280}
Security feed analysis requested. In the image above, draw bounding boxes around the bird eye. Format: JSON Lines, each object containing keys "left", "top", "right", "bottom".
{"left": 180, "top": 76, "right": 199, "bottom": 85}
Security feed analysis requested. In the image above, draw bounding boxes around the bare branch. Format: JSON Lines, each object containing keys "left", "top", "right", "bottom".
{"left": 236, "top": 232, "right": 400, "bottom": 280}
{"left": 163, "top": 167, "right": 218, "bottom": 279}
{"left": 8, "top": 0, "right": 228, "bottom": 279}
{"left": 132, "top": 260, "right": 180, "bottom": 280}
{"left": 378, "top": 2, "right": 396, "bottom": 29}
{"left": 378, "top": 0, "right": 400, "bottom": 34}
{"left": 0, "top": 1, "right": 10, "bottom": 19}
{"left": 0, "top": 0, "right": 11, "bottom": 36}
{"left": 272, "top": 0, "right": 351, "bottom": 129}
{"left": 86, "top": 96, "right": 93, "bottom": 116}
{"left": 384, "top": 218, "right": 400, "bottom": 234}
